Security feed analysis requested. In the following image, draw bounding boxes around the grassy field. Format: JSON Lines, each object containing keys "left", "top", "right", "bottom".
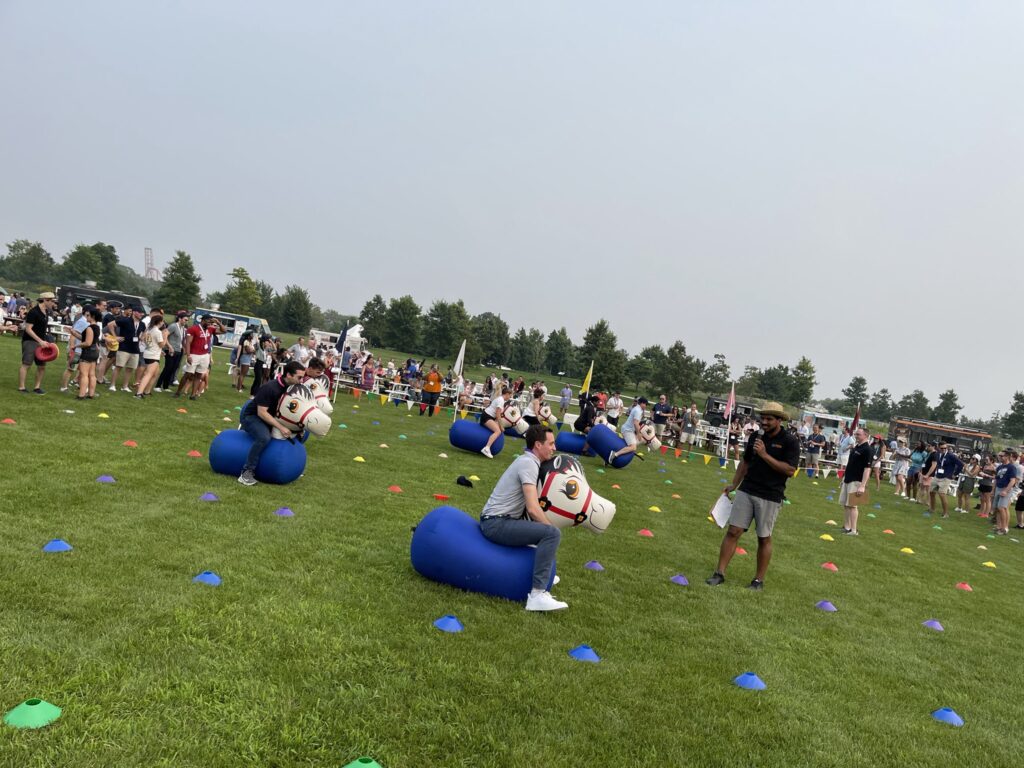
{"left": 0, "top": 335, "right": 1021, "bottom": 767}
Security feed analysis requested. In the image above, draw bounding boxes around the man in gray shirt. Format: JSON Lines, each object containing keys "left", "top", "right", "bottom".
{"left": 480, "top": 424, "right": 567, "bottom": 611}
{"left": 155, "top": 311, "right": 188, "bottom": 392}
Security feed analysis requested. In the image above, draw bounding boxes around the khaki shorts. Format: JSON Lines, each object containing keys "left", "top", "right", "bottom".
{"left": 930, "top": 478, "right": 953, "bottom": 495}
{"left": 807, "top": 452, "right": 820, "bottom": 465}
{"left": 839, "top": 482, "right": 864, "bottom": 506}
{"left": 183, "top": 353, "right": 211, "bottom": 374}
{"left": 622, "top": 430, "right": 638, "bottom": 447}
{"left": 115, "top": 350, "right": 140, "bottom": 369}
{"left": 654, "top": 423, "right": 667, "bottom": 438}
{"left": 728, "top": 490, "right": 781, "bottom": 538}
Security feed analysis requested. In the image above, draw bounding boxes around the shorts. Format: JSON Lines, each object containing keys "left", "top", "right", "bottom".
{"left": 839, "top": 453, "right": 850, "bottom": 467}
{"left": 959, "top": 478, "right": 976, "bottom": 495}
{"left": 728, "top": 490, "right": 781, "bottom": 538}
{"left": 871, "top": 460, "right": 882, "bottom": 469}
{"left": 728, "top": 434, "right": 739, "bottom": 446}
{"left": 607, "top": 415, "right": 619, "bottom": 426}
{"left": 183, "top": 353, "right": 211, "bottom": 374}
{"left": 908, "top": 466, "right": 921, "bottom": 478}
{"left": 239, "top": 355, "right": 252, "bottom": 366}
{"left": 622, "top": 430, "right": 638, "bottom": 447}
{"left": 930, "top": 478, "right": 953, "bottom": 495}
{"left": 1015, "top": 493, "right": 1024, "bottom": 512}
{"left": 995, "top": 491, "right": 1012, "bottom": 509}
{"left": 422, "top": 390, "right": 440, "bottom": 406}
{"left": 979, "top": 483, "right": 993, "bottom": 495}
{"left": 115, "top": 351, "right": 140, "bottom": 369}
{"left": 807, "top": 452, "right": 820, "bottom": 465}
{"left": 654, "top": 423, "right": 667, "bottom": 437}
{"left": 838, "top": 482, "right": 865, "bottom": 507}
{"left": 79, "top": 347, "right": 100, "bottom": 363}
{"left": 480, "top": 412, "right": 497, "bottom": 428}
{"left": 143, "top": 358, "right": 160, "bottom": 366}
{"left": 21, "top": 338, "right": 42, "bottom": 365}
{"left": 523, "top": 414, "right": 540, "bottom": 426}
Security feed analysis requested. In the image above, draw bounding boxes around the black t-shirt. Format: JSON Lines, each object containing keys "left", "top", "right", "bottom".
{"left": 807, "top": 433, "right": 826, "bottom": 454}
{"left": 115, "top": 316, "right": 144, "bottom": 354}
{"left": 922, "top": 451, "right": 939, "bottom": 476}
{"left": 22, "top": 305, "right": 48, "bottom": 341}
{"left": 574, "top": 401, "right": 596, "bottom": 432}
{"left": 243, "top": 377, "right": 288, "bottom": 419}
{"left": 738, "top": 429, "right": 801, "bottom": 503}
{"left": 844, "top": 442, "right": 874, "bottom": 484}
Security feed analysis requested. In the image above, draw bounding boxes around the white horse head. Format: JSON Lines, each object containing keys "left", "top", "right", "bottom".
{"left": 498, "top": 404, "right": 523, "bottom": 429}
{"left": 273, "top": 383, "right": 332, "bottom": 439}
{"left": 303, "top": 373, "right": 334, "bottom": 416}
{"left": 639, "top": 422, "right": 661, "bottom": 452}
{"left": 537, "top": 454, "right": 616, "bottom": 533}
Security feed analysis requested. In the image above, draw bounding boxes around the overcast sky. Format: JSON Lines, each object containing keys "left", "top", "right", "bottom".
{"left": 1, "top": 2, "right": 1020, "bottom": 416}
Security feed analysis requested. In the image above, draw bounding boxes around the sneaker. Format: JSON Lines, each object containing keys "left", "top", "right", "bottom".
{"left": 122, "top": 386, "right": 132, "bottom": 392}
{"left": 134, "top": 394, "right": 144, "bottom": 399}
{"left": 109, "top": 385, "right": 117, "bottom": 392}
{"left": 705, "top": 571, "right": 725, "bottom": 586}
{"left": 1015, "top": 525, "right": 1024, "bottom": 530}
{"left": 153, "top": 387, "right": 163, "bottom": 393}
{"left": 839, "top": 528, "right": 851, "bottom": 534}
{"left": 17, "top": 388, "right": 28, "bottom": 394}
{"left": 844, "top": 529, "right": 859, "bottom": 536}
{"left": 238, "top": 470, "right": 257, "bottom": 486}
{"left": 59, "top": 386, "right": 68, "bottom": 392}
{"left": 480, "top": 446, "right": 493, "bottom": 459}
{"left": 552, "top": 574, "right": 561, "bottom": 586}
{"left": 33, "top": 388, "right": 45, "bottom": 395}
{"left": 525, "top": 590, "right": 568, "bottom": 611}
{"left": 607, "top": 451, "right": 615, "bottom": 466}
{"left": 746, "top": 578, "right": 764, "bottom": 591}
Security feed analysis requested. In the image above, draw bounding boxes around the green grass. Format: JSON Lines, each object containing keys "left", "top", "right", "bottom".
{"left": 0, "top": 336, "right": 1022, "bottom": 767}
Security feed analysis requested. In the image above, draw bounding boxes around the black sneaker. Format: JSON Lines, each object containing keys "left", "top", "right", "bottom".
{"left": 706, "top": 572, "right": 725, "bottom": 586}
{"left": 33, "top": 388, "right": 45, "bottom": 395}
{"left": 747, "top": 579, "right": 764, "bottom": 591}
{"left": 238, "top": 470, "right": 257, "bottom": 486}
{"left": 839, "top": 528, "right": 851, "bottom": 534}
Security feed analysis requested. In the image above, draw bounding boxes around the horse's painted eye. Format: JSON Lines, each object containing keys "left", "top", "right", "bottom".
{"left": 565, "top": 480, "right": 579, "bottom": 500}
{"left": 287, "top": 401, "right": 299, "bottom": 413}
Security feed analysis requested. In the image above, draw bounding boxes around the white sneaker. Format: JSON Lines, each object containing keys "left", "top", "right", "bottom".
{"left": 122, "top": 386, "right": 132, "bottom": 392}
{"left": 109, "top": 385, "right": 117, "bottom": 392}
{"left": 59, "top": 386, "right": 68, "bottom": 392}
{"left": 153, "top": 387, "right": 162, "bottom": 393}
{"left": 552, "top": 574, "right": 561, "bottom": 586}
{"left": 480, "top": 446, "right": 493, "bottom": 459}
{"left": 525, "top": 590, "right": 568, "bottom": 611}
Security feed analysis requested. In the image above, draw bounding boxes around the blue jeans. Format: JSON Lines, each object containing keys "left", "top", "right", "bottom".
{"left": 240, "top": 412, "right": 272, "bottom": 472}
{"left": 480, "top": 516, "right": 560, "bottom": 591}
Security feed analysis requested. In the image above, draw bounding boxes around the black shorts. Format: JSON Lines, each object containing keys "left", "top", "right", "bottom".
{"left": 480, "top": 412, "right": 497, "bottom": 428}
{"left": 422, "top": 390, "right": 439, "bottom": 406}
{"left": 79, "top": 347, "right": 100, "bottom": 363}
{"left": 979, "top": 484, "right": 993, "bottom": 495}
{"left": 523, "top": 415, "right": 540, "bottom": 426}
{"left": 144, "top": 358, "right": 160, "bottom": 366}
{"left": 1016, "top": 494, "right": 1024, "bottom": 512}
{"left": 728, "top": 434, "right": 739, "bottom": 445}
{"left": 607, "top": 415, "right": 619, "bottom": 426}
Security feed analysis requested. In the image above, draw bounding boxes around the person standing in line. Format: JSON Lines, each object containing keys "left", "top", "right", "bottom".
{"left": 421, "top": 363, "right": 443, "bottom": 416}
{"left": 75, "top": 307, "right": 104, "bottom": 399}
{"left": 957, "top": 454, "right": 981, "bottom": 514}
{"left": 706, "top": 403, "right": 800, "bottom": 590}
{"left": 155, "top": 311, "right": 188, "bottom": 392}
{"left": 806, "top": 424, "right": 826, "bottom": 478}
{"left": 992, "top": 450, "right": 1019, "bottom": 535}
{"left": 651, "top": 394, "right": 672, "bottom": 441}
{"left": 906, "top": 440, "right": 928, "bottom": 502}
{"left": 891, "top": 436, "right": 911, "bottom": 497}
{"left": 926, "top": 442, "right": 963, "bottom": 519}
{"left": 17, "top": 291, "right": 57, "bottom": 394}
{"left": 605, "top": 391, "right": 623, "bottom": 428}
{"left": 839, "top": 428, "right": 873, "bottom": 535}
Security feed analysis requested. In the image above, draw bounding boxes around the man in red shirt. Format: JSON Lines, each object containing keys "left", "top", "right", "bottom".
{"left": 175, "top": 314, "right": 223, "bottom": 399}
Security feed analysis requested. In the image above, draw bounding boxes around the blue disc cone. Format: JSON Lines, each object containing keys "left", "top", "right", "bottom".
{"left": 433, "top": 615, "right": 464, "bottom": 633}
{"left": 568, "top": 644, "right": 601, "bottom": 663}
{"left": 584, "top": 560, "right": 605, "bottom": 571}
{"left": 932, "top": 707, "right": 964, "bottom": 726}
{"left": 372, "top": 420, "right": 380, "bottom": 425}
{"left": 670, "top": 574, "right": 689, "bottom": 586}
{"left": 42, "top": 539, "right": 72, "bottom": 553}
{"left": 192, "top": 571, "right": 221, "bottom": 586}
{"left": 200, "top": 492, "right": 219, "bottom": 502}
{"left": 96, "top": 475, "right": 116, "bottom": 483}
{"left": 816, "top": 600, "right": 838, "bottom": 612}
{"left": 873, "top": 503, "right": 881, "bottom": 509}
{"left": 734, "top": 672, "right": 766, "bottom": 690}
{"left": 274, "top": 507, "right": 294, "bottom": 517}
{"left": 922, "top": 619, "right": 944, "bottom": 631}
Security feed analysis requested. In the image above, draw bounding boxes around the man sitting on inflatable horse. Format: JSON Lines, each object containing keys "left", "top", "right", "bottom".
{"left": 479, "top": 423, "right": 568, "bottom": 612}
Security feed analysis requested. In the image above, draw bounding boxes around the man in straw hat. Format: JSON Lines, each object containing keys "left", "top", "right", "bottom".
{"left": 706, "top": 401, "right": 800, "bottom": 591}
{"left": 18, "top": 291, "right": 57, "bottom": 394}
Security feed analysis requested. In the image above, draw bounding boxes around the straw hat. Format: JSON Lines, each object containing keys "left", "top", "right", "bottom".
{"left": 759, "top": 402, "right": 786, "bottom": 418}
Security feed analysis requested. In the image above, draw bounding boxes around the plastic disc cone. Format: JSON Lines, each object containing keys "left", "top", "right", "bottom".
{"left": 821, "top": 562, "right": 838, "bottom": 572}
{"left": 342, "top": 758, "right": 384, "bottom": 768}
{"left": 922, "top": 619, "right": 944, "bottom": 631}
{"left": 733, "top": 672, "right": 766, "bottom": 690}
{"left": 274, "top": 507, "right": 294, "bottom": 517}
{"left": 638, "top": 529, "right": 654, "bottom": 537}
{"left": 97, "top": 475, "right": 116, "bottom": 483}
{"left": 670, "top": 574, "right": 689, "bottom": 586}
{"left": 3, "top": 698, "right": 61, "bottom": 729}
{"left": 900, "top": 547, "right": 915, "bottom": 554}
{"left": 192, "top": 571, "right": 221, "bottom": 586}
{"left": 200, "top": 492, "right": 219, "bottom": 502}
{"left": 433, "top": 615, "right": 463, "bottom": 633}
{"left": 955, "top": 582, "right": 973, "bottom": 592}
{"left": 568, "top": 644, "right": 601, "bottom": 663}
{"left": 931, "top": 707, "right": 964, "bottom": 726}
{"left": 816, "top": 600, "right": 838, "bottom": 612}
{"left": 584, "top": 561, "right": 604, "bottom": 571}
{"left": 819, "top": 534, "right": 834, "bottom": 541}
{"left": 42, "top": 539, "right": 72, "bottom": 553}
{"left": 982, "top": 561, "right": 996, "bottom": 568}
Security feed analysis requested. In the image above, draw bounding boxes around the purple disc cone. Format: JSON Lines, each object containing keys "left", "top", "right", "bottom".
{"left": 433, "top": 615, "right": 463, "bottom": 633}
{"left": 733, "top": 672, "right": 766, "bottom": 690}
{"left": 931, "top": 707, "right": 964, "bottom": 726}
{"left": 568, "top": 644, "right": 601, "bottom": 663}
{"left": 658, "top": 468, "right": 667, "bottom": 473}
{"left": 192, "top": 571, "right": 221, "bottom": 586}
{"left": 922, "top": 619, "right": 944, "bottom": 632}
{"left": 584, "top": 560, "right": 605, "bottom": 571}
{"left": 372, "top": 420, "right": 380, "bottom": 425}
{"left": 200, "top": 492, "right": 219, "bottom": 502}
{"left": 274, "top": 507, "right": 294, "bottom": 517}
{"left": 670, "top": 574, "right": 689, "bottom": 586}
{"left": 96, "top": 475, "right": 116, "bottom": 483}
{"left": 42, "top": 539, "right": 72, "bottom": 553}
{"left": 816, "top": 600, "right": 838, "bottom": 612}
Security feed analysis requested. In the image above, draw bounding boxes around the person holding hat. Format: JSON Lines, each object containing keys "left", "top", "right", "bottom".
{"left": 17, "top": 291, "right": 57, "bottom": 394}
{"left": 706, "top": 401, "right": 799, "bottom": 590}
{"left": 609, "top": 396, "right": 648, "bottom": 464}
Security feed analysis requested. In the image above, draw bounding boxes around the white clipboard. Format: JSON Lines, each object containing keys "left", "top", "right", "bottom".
{"left": 710, "top": 494, "right": 733, "bottom": 529}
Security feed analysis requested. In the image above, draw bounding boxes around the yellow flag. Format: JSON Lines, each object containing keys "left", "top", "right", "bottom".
{"left": 580, "top": 360, "right": 594, "bottom": 394}
{"left": 380, "top": 394, "right": 387, "bottom": 406}
{"left": 703, "top": 455, "right": 712, "bottom": 465}
{"left": 460, "top": 409, "right": 468, "bottom": 419}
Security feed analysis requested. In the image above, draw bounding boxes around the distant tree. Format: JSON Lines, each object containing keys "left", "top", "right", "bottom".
{"left": 841, "top": 376, "right": 869, "bottom": 408}
{"left": 320, "top": 309, "right": 355, "bottom": 331}
{"left": 544, "top": 327, "right": 576, "bottom": 375}
{"left": 759, "top": 364, "right": 791, "bottom": 402}
{"left": 57, "top": 244, "right": 103, "bottom": 285}
{"left": 382, "top": 295, "right": 422, "bottom": 351}
{"left": 578, "top": 319, "right": 626, "bottom": 391}
{"left": 1002, "top": 392, "right": 1024, "bottom": 439}
{"left": 275, "top": 285, "right": 316, "bottom": 333}
{"left": 735, "top": 366, "right": 762, "bottom": 398}
{"left": 422, "top": 299, "right": 472, "bottom": 359}
{"left": 961, "top": 411, "right": 1004, "bottom": 436}
{"left": 471, "top": 312, "right": 511, "bottom": 365}
{"left": 217, "top": 268, "right": 263, "bottom": 315}
{"left": 626, "top": 354, "right": 653, "bottom": 391}
{"left": 789, "top": 357, "right": 817, "bottom": 405}
{"left": 701, "top": 353, "right": 731, "bottom": 394}
{"left": 153, "top": 250, "right": 202, "bottom": 311}
{"left": 90, "top": 242, "right": 121, "bottom": 289}
{"left": 896, "top": 389, "right": 931, "bottom": 420}
{"left": 508, "top": 327, "right": 546, "bottom": 371}
{"left": 0, "top": 239, "right": 56, "bottom": 283}
{"left": 819, "top": 397, "right": 851, "bottom": 415}
{"left": 651, "top": 341, "right": 702, "bottom": 403}
{"left": 930, "top": 389, "right": 962, "bottom": 424}
{"left": 359, "top": 294, "right": 387, "bottom": 346}
{"left": 865, "top": 388, "right": 894, "bottom": 421}
{"left": 253, "top": 280, "right": 277, "bottom": 321}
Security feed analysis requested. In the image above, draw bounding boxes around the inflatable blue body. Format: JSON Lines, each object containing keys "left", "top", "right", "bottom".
{"left": 410, "top": 506, "right": 555, "bottom": 601}
{"left": 449, "top": 419, "right": 505, "bottom": 456}
{"left": 208, "top": 429, "right": 308, "bottom": 484}
{"left": 555, "top": 431, "right": 595, "bottom": 457}
{"left": 584, "top": 424, "right": 635, "bottom": 468}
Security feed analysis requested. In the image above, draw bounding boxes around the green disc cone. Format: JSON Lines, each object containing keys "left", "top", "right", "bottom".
{"left": 4, "top": 698, "right": 62, "bottom": 729}
{"left": 342, "top": 759, "right": 383, "bottom": 768}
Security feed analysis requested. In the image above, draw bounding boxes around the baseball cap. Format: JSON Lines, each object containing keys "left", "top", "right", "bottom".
{"left": 38, "top": 291, "right": 55, "bottom": 300}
